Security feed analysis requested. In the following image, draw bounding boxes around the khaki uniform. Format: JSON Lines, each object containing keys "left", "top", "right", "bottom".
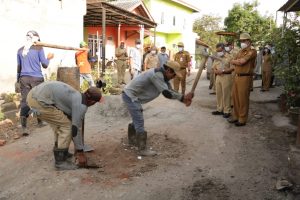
{"left": 173, "top": 51, "right": 191, "bottom": 94}
{"left": 262, "top": 54, "right": 273, "bottom": 91}
{"left": 227, "top": 48, "right": 239, "bottom": 105}
{"left": 115, "top": 47, "right": 128, "bottom": 84}
{"left": 144, "top": 54, "right": 159, "bottom": 70}
{"left": 213, "top": 54, "right": 233, "bottom": 114}
{"left": 231, "top": 47, "right": 257, "bottom": 123}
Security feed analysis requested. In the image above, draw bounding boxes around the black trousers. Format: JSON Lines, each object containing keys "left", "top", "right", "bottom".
{"left": 19, "top": 76, "right": 44, "bottom": 117}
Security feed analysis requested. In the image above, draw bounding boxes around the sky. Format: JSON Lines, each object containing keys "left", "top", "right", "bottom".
{"left": 187, "top": 0, "right": 288, "bottom": 25}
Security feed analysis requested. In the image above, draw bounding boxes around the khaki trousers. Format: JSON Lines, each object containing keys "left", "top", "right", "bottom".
{"left": 210, "top": 71, "right": 216, "bottom": 92}
{"left": 27, "top": 90, "right": 72, "bottom": 149}
{"left": 215, "top": 74, "right": 232, "bottom": 113}
{"left": 173, "top": 68, "right": 187, "bottom": 94}
{"left": 231, "top": 76, "right": 251, "bottom": 123}
{"left": 116, "top": 60, "right": 127, "bottom": 84}
{"left": 262, "top": 70, "right": 271, "bottom": 91}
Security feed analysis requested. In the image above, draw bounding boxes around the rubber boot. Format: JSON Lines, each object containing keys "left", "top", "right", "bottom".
{"left": 137, "top": 131, "right": 157, "bottom": 156}
{"left": 20, "top": 116, "right": 29, "bottom": 136}
{"left": 53, "top": 148, "right": 78, "bottom": 170}
{"left": 37, "top": 118, "right": 47, "bottom": 128}
{"left": 128, "top": 123, "right": 137, "bottom": 146}
{"left": 54, "top": 142, "right": 73, "bottom": 160}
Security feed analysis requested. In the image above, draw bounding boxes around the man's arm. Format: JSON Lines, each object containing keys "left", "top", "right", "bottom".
{"left": 231, "top": 50, "right": 256, "bottom": 66}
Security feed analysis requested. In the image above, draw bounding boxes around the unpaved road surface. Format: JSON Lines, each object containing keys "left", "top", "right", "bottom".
{"left": 0, "top": 70, "right": 298, "bottom": 200}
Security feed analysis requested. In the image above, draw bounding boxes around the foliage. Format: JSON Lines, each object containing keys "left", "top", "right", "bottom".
{"left": 193, "top": 14, "right": 222, "bottom": 48}
{"left": 272, "top": 13, "right": 300, "bottom": 107}
{"left": 224, "top": 0, "right": 276, "bottom": 45}
{"left": 3, "top": 93, "right": 17, "bottom": 103}
{"left": 102, "top": 67, "right": 114, "bottom": 95}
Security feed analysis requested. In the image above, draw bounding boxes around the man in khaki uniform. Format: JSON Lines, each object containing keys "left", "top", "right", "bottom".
{"left": 229, "top": 33, "right": 257, "bottom": 126}
{"left": 261, "top": 47, "right": 273, "bottom": 91}
{"left": 211, "top": 43, "right": 234, "bottom": 118}
{"left": 144, "top": 46, "right": 160, "bottom": 70}
{"left": 115, "top": 41, "right": 128, "bottom": 85}
{"left": 174, "top": 42, "right": 191, "bottom": 95}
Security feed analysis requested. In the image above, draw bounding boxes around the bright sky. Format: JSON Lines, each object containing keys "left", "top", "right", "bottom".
{"left": 188, "top": 0, "right": 288, "bottom": 26}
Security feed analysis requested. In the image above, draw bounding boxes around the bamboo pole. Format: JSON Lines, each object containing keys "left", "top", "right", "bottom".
{"left": 34, "top": 41, "right": 88, "bottom": 51}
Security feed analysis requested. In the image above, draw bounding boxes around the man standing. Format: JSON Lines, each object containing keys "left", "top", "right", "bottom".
{"left": 129, "top": 39, "right": 142, "bottom": 79}
{"left": 158, "top": 46, "right": 169, "bottom": 68}
{"left": 144, "top": 46, "right": 160, "bottom": 70}
{"left": 17, "top": 30, "right": 54, "bottom": 137}
{"left": 75, "top": 41, "right": 95, "bottom": 87}
{"left": 115, "top": 41, "right": 128, "bottom": 85}
{"left": 229, "top": 33, "right": 257, "bottom": 126}
{"left": 27, "top": 81, "right": 103, "bottom": 170}
{"left": 174, "top": 42, "right": 191, "bottom": 95}
{"left": 122, "top": 61, "right": 193, "bottom": 156}
{"left": 211, "top": 43, "right": 234, "bottom": 118}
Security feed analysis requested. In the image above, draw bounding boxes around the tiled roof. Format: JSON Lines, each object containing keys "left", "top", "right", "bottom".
{"left": 108, "top": 0, "right": 142, "bottom": 11}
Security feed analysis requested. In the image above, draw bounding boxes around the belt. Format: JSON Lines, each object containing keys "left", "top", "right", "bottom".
{"left": 236, "top": 73, "right": 252, "bottom": 77}
{"left": 223, "top": 71, "right": 232, "bottom": 74}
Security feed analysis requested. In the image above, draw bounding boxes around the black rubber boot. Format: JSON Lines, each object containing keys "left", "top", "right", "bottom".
{"left": 53, "top": 142, "right": 73, "bottom": 160}
{"left": 137, "top": 131, "right": 157, "bottom": 156}
{"left": 53, "top": 149, "right": 78, "bottom": 170}
{"left": 20, "top": 116, "right": 29, "bottom": 136}
{"left": 128, "top": 123, "right": 137, "bottom": 146}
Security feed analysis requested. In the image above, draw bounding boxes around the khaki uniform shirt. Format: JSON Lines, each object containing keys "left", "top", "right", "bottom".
{"left": 144, "top": 54, "right": 160, "bottom": 69}
{"left": 115, "top": 47, "right": 128, "bottom": 60}
{"left": 213, "top": 54, "right": 231, "bottom": 72}
{"left": 174, "top": 51, "right": 191, "bottom": 69}
{"left": 234, "top": 47, "right": 257, "bottom": 74}
{"left": 262, "top": 54, "right": 272, "bottom": 72}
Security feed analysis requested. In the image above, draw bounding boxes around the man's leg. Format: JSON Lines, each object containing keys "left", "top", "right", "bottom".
{"left": 181, "top": 69, "right": 187, "bottom": 95}
{"left": 27, "top": 92, "right": 77, "bottom": 170}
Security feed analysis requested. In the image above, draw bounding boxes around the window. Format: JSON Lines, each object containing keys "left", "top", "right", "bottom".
{"left": 88, "top": 34, "right": 102, "bottom": 57}
{"left": 173, "top": 16, "right": 176, "bottom": 26}
{"left": 161, "top": 12, "right": 164, "bottom": 24}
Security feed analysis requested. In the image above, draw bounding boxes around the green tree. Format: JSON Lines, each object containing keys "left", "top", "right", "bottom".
{"left": 224, "top": 1, "right": 276, "bottom": 44}
{"left": 193, "top": 14, "right": 222, "bottom": 48}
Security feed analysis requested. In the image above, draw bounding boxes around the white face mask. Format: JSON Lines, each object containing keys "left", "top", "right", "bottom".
{"left": 136, "top": 44, "right": 141, "bottom": 49}
{"left": 151, "top": 50, "right": 156, "bottom": 54}
{"left": 217, "top": 52, "right": 224, "bottom": 57}
{"left": 225, "top": 47, "right": 230, "bottom": 52}
{"left": 178, "top": 47, "right": 183, "bottom": 52}
{"left": 240, "top": 42, "right": 248, "bottom": 49}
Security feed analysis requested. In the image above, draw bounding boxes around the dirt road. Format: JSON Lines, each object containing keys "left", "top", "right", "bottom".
{"left": 0, "top": 70, "right": 298, "bottom": 200}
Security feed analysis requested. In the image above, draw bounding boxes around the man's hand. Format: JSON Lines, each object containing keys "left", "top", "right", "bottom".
{"left": 47, "top": 53, "right": 54, "bottom": 60}
{"left": 183, "top": 92, "right": 194, "bottom": 107}
{"left": 75, "top": 151, "right": 87, "bottom": 168}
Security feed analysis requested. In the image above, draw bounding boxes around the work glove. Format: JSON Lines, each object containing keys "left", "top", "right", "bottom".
{"left": 75, "top": 150, "right": 87, "bottom": 168}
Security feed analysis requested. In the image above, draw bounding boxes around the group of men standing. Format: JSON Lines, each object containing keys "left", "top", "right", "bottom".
{"left": 211, "top": 33, "right": 257, "bottom": 127}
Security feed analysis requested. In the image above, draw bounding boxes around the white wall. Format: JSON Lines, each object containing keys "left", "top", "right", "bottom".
{"left": 0, "top": 0, "right": 86, "bottom": 93}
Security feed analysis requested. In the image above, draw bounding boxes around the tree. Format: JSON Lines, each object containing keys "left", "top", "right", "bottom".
{"left": 193, "top": 14, "right": 222, "bottom": 48}
{"left": 224, "top": 0, "right": 276, "bottom": 45}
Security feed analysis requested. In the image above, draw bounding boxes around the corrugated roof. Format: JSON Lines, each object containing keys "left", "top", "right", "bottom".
{"left": 278, "top": 0, "right": 300, "bottom": 12}
{"left": 109, "top": 0, "right": 141, "bottom": 11}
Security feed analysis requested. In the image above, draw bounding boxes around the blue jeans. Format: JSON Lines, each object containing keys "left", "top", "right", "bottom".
{"left": 122, "top": 92, "right": 144, "bottom": 133}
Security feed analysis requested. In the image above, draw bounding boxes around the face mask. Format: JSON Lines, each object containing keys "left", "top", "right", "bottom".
{"left": 178, "top": 47, "right": 183, "bottom": 52}
{"left": 136, "top": 44, "right": 141, "bottom": 49}
{"left": 240, "top": 42, "right": 248, "bottom": 49}
{"left": 120, "top": 45, "right": 124, "bottom": 49}
{"left": 151, "top": 50, "right": 156, "bottom": 54}
{"left": 225, "top": 47, "right": 230, "bottom": 52}
{"left": 217, "top": 52, "right": 224, "bottom": 57}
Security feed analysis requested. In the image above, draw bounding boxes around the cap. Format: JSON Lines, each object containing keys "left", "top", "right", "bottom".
{"left": 165, "top": 61, "right": 182, "bottom": 78}
{"left": 177, "top": 42, "right": 184, "bottom": 47}
{"left": 135, "top": 39, "right": 141, "bottom": 44}
{"left": 80, "top": 41, "right": 87, "bottom": 48}
{"left": 239, "top": 33, "right": 251, "bottom": 40}
{"left": 150, "top": 46, "right": 157, "bottom": 51}
{"left": 86, "top": 87, "right": 102, "bottom": 102}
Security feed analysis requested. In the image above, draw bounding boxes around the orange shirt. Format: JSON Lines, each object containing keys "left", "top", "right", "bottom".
{"left": 75, "top": 50, "right": 91, "bottom": 73}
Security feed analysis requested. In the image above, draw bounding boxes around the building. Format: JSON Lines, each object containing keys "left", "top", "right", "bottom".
{"left": 0, "top": 0, "right": 87, "bottom": 93}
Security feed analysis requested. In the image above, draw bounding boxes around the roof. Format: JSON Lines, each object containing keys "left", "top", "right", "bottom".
{"left": 109, "top": 0, "right": 154, "bottom": 21}
{"left": 278, "top": 0, "right": 300, "bottom": 12}
{"left": 84, "top": 0, "right": 156, "bottom": 28}
{"left": 171, "top": 0, "right": 200, "bottom": 12}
